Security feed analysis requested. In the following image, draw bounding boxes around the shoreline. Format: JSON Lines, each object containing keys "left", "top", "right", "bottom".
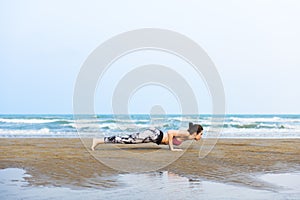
{"left": 1, "top": 138, "right": 300, "bottom": 191}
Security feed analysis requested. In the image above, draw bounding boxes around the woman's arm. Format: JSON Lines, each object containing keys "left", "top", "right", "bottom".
{"left": 167, "top": 130, "right": 189, "bottom": 151}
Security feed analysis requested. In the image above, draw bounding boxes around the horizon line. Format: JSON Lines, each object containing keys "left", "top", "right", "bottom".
{"left": 0, "top": 113, "right": 299, "bottom": 115}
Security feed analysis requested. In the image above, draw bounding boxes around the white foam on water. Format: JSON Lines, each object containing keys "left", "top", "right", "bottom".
{"left": 229, "top": 117, "right": 300, "bottom": 124}
{"left": 0, "top": 128, "right": 80, "bottom": 138}
{"left": 0, "top": 118, "right": 59, "bottom": 124}
{"left": 0, "top": 128, "right": 51, "bottom": 135}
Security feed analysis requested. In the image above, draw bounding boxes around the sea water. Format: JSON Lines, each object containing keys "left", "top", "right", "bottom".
{"left": 0, "top": 114, "right": 299, "bottom": 138}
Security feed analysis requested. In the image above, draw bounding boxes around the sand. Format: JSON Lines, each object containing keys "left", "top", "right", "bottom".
{"left": 1, "top": 138, "right": 300, "bottom": 191}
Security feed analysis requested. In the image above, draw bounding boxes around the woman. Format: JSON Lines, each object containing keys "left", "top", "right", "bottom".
{"left": 91, "top": 122, "right": 203, "bottom": 151}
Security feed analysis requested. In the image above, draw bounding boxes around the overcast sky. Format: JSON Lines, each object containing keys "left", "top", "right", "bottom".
{"left": 1, "top": 0, "right": 300, "bottom": 114}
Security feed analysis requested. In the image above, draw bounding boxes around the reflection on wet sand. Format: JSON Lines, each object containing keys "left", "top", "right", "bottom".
{"left": 2, "top": 168, "right": 299, "bottom": 200}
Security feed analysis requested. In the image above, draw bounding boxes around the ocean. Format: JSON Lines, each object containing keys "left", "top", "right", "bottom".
{"left": 0, "top": 114, "right": 299, "bottom": 138}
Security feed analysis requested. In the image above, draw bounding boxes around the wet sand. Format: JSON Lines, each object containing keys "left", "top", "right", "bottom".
{"left": 1, "top": 138, "right": 300, "bottom": 191}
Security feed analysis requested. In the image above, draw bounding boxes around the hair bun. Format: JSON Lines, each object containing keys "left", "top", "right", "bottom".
{"left": 189, "top": 122, "right": 193, "bottom": 129}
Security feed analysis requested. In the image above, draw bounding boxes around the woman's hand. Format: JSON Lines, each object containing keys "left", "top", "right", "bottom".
{"left": 167, "top": 130, "right": 175, "bottom": 151}
{"left": 171, "top": 148, "right": 183, "bottom": 152}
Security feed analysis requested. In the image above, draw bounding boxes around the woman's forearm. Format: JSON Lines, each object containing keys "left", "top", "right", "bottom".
{"left": 167, "top": 130, "right": 183, "bottom": 152}
{"left": 167, "top": 131, "right": 174, "bottom": 150}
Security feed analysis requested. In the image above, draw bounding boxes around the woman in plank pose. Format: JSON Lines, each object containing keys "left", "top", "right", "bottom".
{"left": 91, "top": 122, "right": 203, "bottom": 151}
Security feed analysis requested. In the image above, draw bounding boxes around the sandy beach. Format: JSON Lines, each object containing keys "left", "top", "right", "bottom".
{"left": 1, "top": 138, "right": 300, "bottom": 192}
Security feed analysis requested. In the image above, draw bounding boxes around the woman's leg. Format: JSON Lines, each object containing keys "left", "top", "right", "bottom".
{"left": 91, "top": 128, "right": 163, "bottom": 151}
{"left": 91, "top": 135, "right": 129, "bottom": 151}
{"left": 91, "top": 138, "right": 105, "bottom": 151}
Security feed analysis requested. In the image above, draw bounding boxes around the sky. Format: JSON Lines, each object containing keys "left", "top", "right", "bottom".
{"left": 1, "top": 0, "right": 300, "bottom": 114}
